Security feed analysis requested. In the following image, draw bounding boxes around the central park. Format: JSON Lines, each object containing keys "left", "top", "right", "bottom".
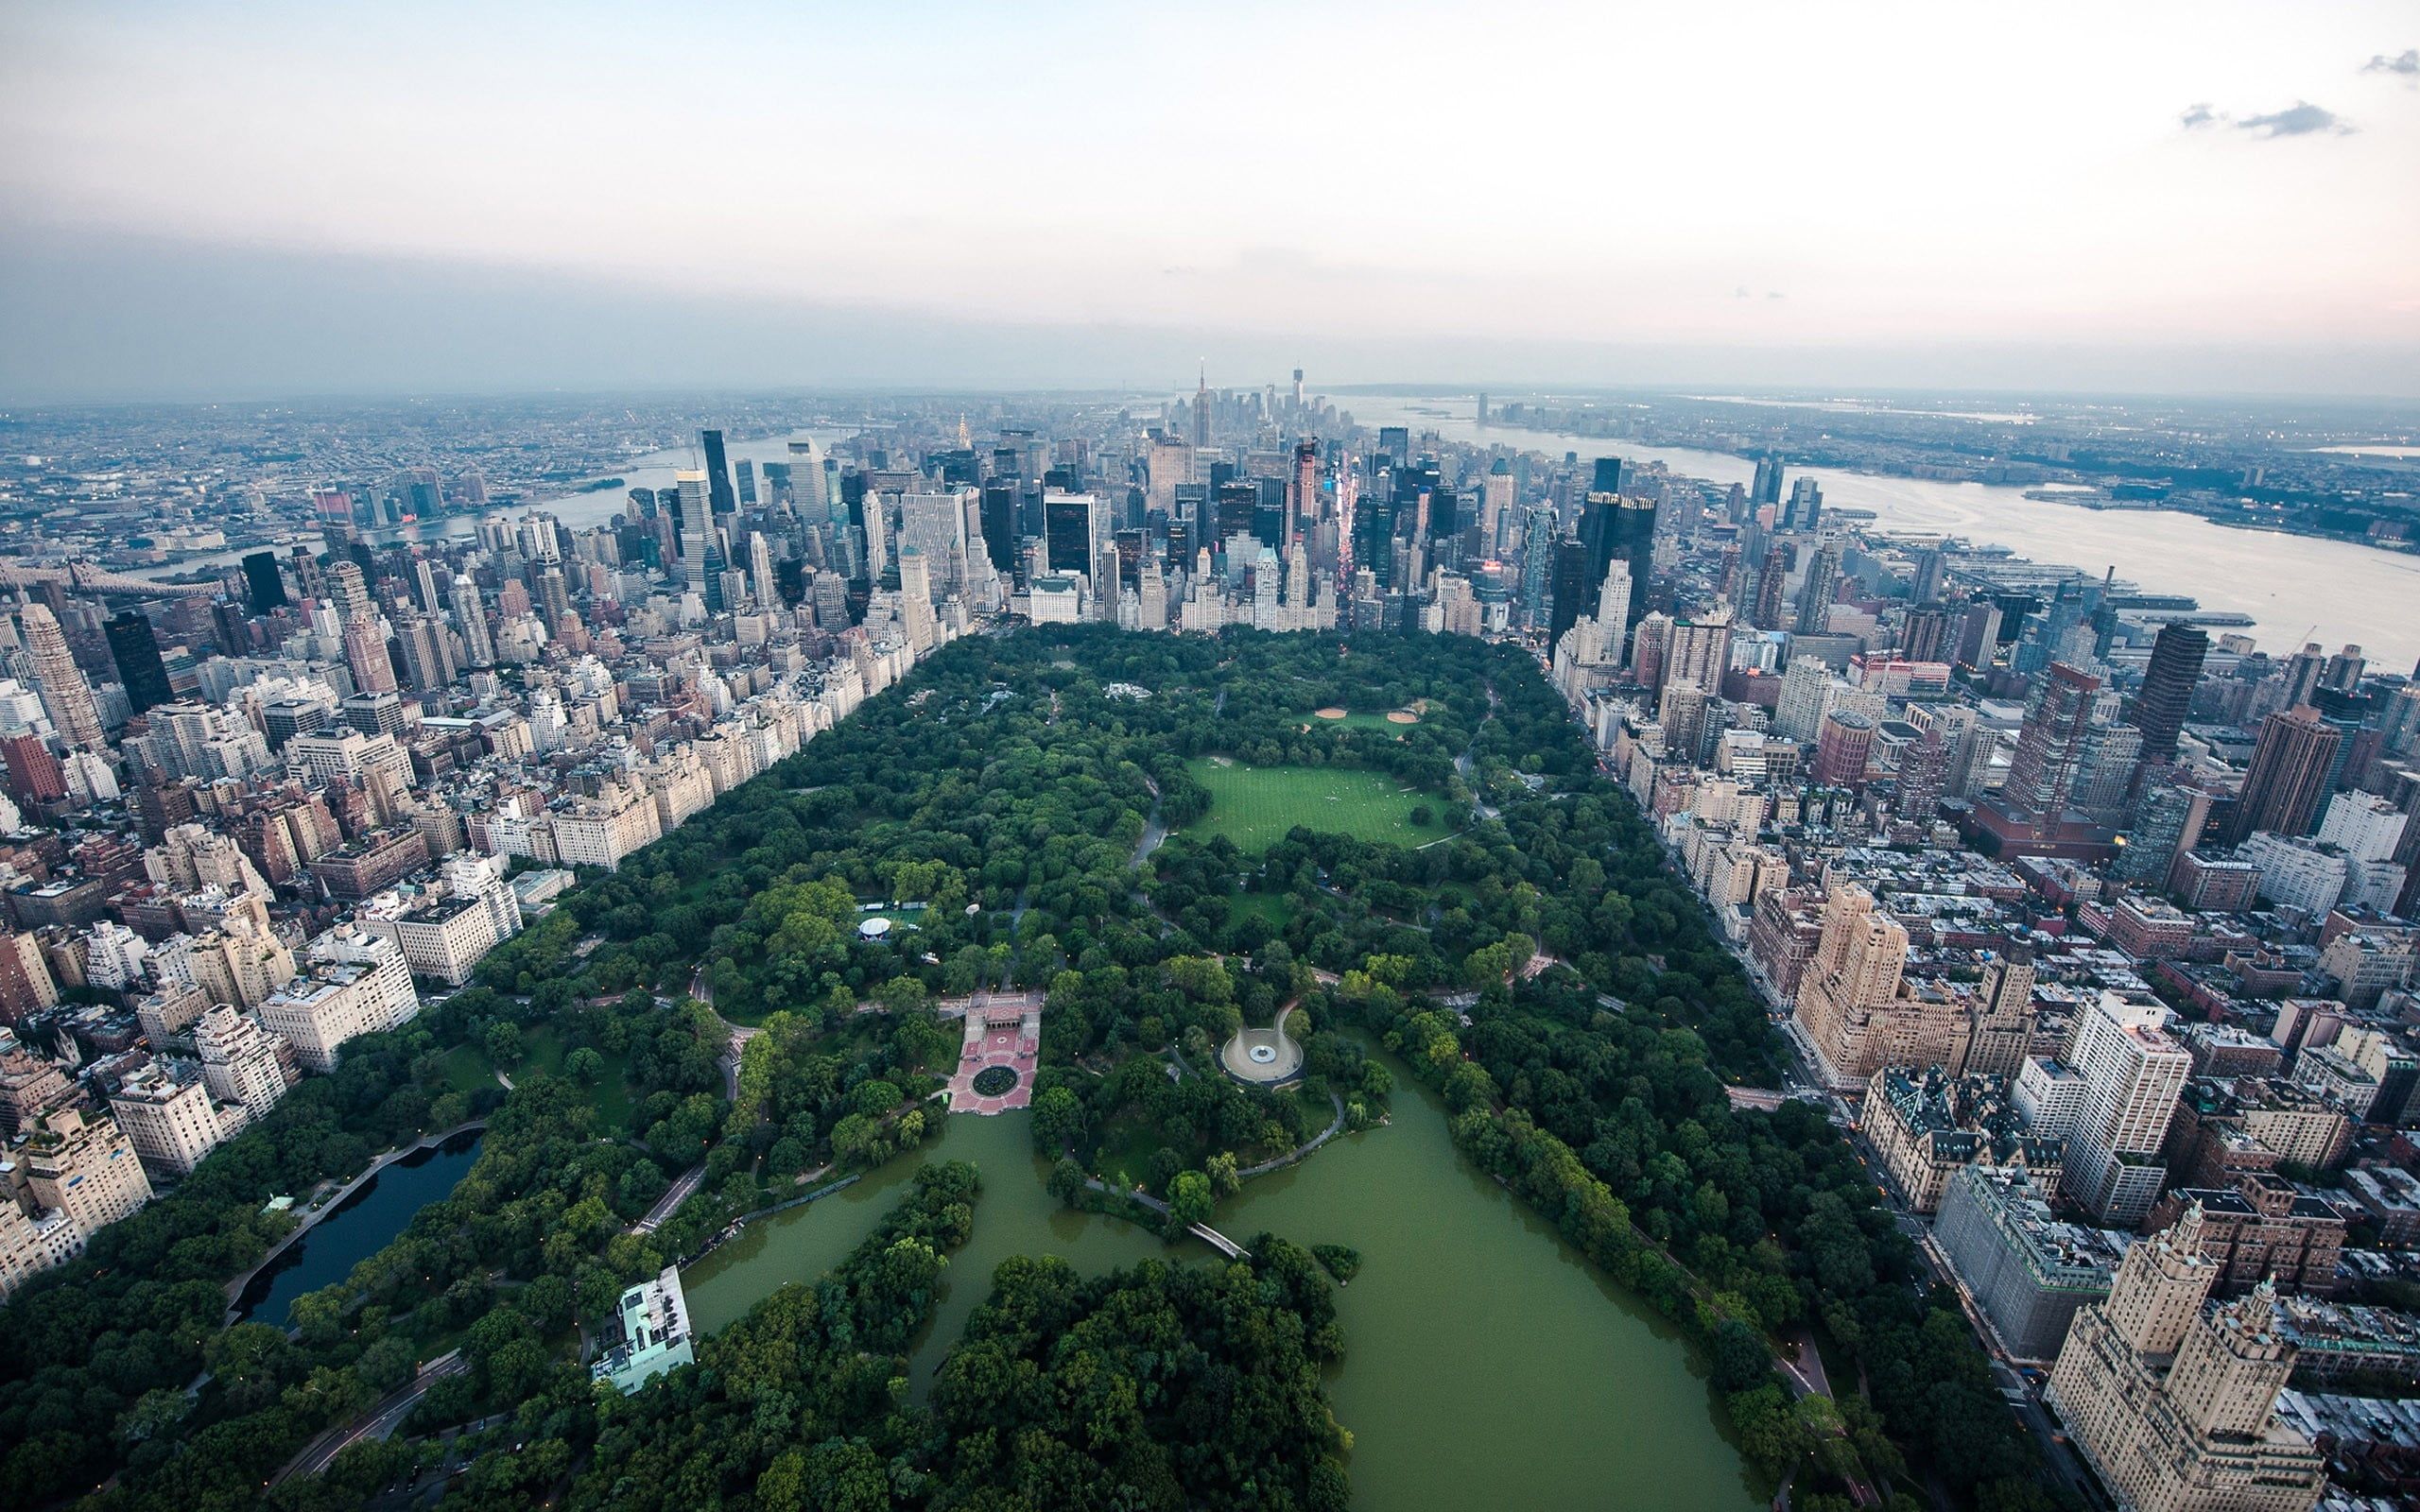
{"left": 0, "top": 627, "right": 2050, "bottom": 1512}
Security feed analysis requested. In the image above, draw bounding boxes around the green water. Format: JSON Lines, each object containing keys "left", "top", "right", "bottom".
{"left": 683, "top": 1063, "right": 1757, "bottom": 1511}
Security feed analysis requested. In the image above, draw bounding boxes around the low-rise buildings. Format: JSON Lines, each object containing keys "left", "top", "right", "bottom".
{"left": 593, "top": 1266, "right": 693, "bottom": 1393}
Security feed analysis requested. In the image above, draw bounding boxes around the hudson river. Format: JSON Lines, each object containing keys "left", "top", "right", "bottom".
{"left": 1346, "top": 395, "right": 2420, "bottom": 671}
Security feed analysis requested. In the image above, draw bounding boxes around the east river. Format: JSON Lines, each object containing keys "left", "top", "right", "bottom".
{"left": 683, "top": 1049, "right": 1758, "bottom": 1512}
{"left": 1345, "top": 395, "right": 2420, "bottom": 672}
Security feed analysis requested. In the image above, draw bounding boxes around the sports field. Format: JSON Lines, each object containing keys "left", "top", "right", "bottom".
{"left": 1300, "top": 706, "right": 1425, "bottom": 733}
{"left": 1183, "top": 758, "right": 1452, "bottom": 850}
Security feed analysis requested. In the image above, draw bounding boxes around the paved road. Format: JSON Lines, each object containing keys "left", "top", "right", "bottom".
{"left": 275, "top": 1351, "right": 466, "bottom": 1485}
{"left": 633, "top": 1162, "right": 707, "bottom": 1234}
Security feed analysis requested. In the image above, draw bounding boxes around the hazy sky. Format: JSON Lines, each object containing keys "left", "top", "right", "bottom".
{"left": 4, "top": 1, "right": 2418, "bottom": 400}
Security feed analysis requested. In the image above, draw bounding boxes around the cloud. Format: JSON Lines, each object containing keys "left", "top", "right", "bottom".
{"left": 2362, "top": 48, "right": 2418, "bottom": 77}
{"left": 2179, "top": 102, "right": 2218, "bottom": 129}
{"left": 2234, "top": 101, "right": 2355, "bottom": 138}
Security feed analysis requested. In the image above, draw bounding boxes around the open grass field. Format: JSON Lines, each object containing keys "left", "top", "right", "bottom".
{"left": 1182, "top": 758, "right": 1453, "bottom": 851}
{"left": 1225, "top": 890, "right": 1299, "bottom": 931}
{"left": 442, "top": 1024, "right": 638, "bottom": 1129}
{"left": 1299, "top": 708, "right": 1409, "bottom": 733}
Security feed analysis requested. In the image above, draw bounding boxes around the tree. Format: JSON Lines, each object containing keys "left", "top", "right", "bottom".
{"left": 483, "top": 1020, "right": 526, "bottom": 1067}
{"left": 565, "top": 1046, "right": 606, "bottom": 1083}
{"left": 1031, "top": 1085, "right": 1085, "bottom": 1155}
{"left": 1167, "top": 1170, "right": 1214, "bottom": 1228}
{"left": 1709, "top": 1318, "right": 1772, "bottom": 1393}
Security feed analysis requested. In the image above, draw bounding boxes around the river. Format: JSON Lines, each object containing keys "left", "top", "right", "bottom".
{"left": 130, "top": 431, "right": 853, "bottom": 581}
{"left": 1343, "top": 394, "right": 2420, "bottom": 671}
{"left": 683, "top": 1056, "right": 1756, "bottom": 1511}
{"left": 233, "top": 1130, "right": 484, "bottom": 1327}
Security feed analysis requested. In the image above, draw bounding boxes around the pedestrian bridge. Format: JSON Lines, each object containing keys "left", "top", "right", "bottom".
{"left": 1189, "top": 1223, "right": 1250, "bottom": 1260}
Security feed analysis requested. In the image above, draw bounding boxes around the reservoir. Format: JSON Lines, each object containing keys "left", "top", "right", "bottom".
{"left": 684, "top": 1052, "right": 1757, "bottom": 1511}
{"left": 1344, "top": 394, "right": 2420, "bottom": 671}
{"left": 234, "top": 1130, "right": 484, "bottom": 1327}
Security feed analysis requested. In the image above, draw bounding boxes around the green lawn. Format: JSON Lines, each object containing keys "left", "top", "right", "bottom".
{"left": 1226, "top": 891, "right": 1299, "bottom": 931}
{"left": 1182, "top": 759, "right": 1452, "bottom": 852}
{"left": 443, "top": 1025, "right": 638, "bottom": 1129}
{"left": 1295, "top": 709, "right": 1416, "bottom": 734}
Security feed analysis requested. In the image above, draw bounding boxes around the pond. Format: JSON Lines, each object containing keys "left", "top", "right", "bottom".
{"left": 683, "top": 1051, "right": 1756, "bottom": 1509}
{"left": 233, "top": 1130, "right": 484, "bottom": 1327}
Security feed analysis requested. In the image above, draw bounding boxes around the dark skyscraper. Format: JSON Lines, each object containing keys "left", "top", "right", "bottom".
{"left": 700, "top": 429, "right": 736, "bottom": 516}
{"left": 240, "top": 550, "right": 287, "bottom": 614}
{"left": 1043, "top": 495, "right": 1093, "bottom": 576}
{"left": 1547, "top": 536, "right": 1592, "bottom": 644}
{"left": 2223, "top": 704, "right": 2342, "bottom": 844}
{"left": 1578, "top": 492, "right": 1655, "bottom": 636}
{"left": 2003, "top": 661, "right": 2101, "bottom": 834}
{"left": 979, "top": 482, "right": 1019, "bottom": 574}
{"left": 105, "top": 610, "right": 174, "bottom": 714}
{"left": 1592, "top": 456, "right": 1625, "bottom": 495}
{"left": 2130, "top": 622, "right": 2209, "bottom": 765}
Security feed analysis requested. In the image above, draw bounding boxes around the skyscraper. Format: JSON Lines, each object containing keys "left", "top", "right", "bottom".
{"left": 2223, "top": 705, "right": 2341, "bottom": 844}
{"left": 19, "top": 602, "right": 105, "bottom": 750}
{"left": 240, "top": 551, "right": 287, "bottom": 614}
{"left": 326, "top": 562, "right": 399, "bottom": 696}
{"left": 1793, "top": 541, "right": 1841, "bottom": 635}
{"left": 2060, "top": 992, "right": 2191, "bottom": 1225}
{"left": 2002, "top": 662, "right": 2102, "bottom": 833}
{"left": 452, "top": 575, "right": 493, "bottom": 667}
{"left": 700, "top": 429, "right": 736, "bottom": 517}
{"left": 676, "top": 470, "right": 713, "bottom": 603}
{"left": 2129, "top": 622, "right": 2207, "bottom": 766}
{"left": 105, "top": 610, "right": 173, "bottom": 715}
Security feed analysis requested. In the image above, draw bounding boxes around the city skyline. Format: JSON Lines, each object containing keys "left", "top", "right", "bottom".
{"left": 5, "top": 2, "right": 2419, "bottom": 401}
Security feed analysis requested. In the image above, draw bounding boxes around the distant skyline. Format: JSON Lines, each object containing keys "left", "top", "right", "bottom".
{"left": 4, "top": 1, "right": 2418, "bottom": 402}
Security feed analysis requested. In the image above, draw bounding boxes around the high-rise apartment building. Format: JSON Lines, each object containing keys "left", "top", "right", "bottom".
{"left": 2130, "top": 622, "right": 2208, "bottom": 766}
{"left": 194, "top": 1005, "right": 297, "bottom": 1120}
{"left": 2045, "top": 1206, "right": 2325, "bottom": 1512}
{"left": 1794, "top": 885, "right": 1909, "bottom": 1086}
{"left": 24, "top": 1108, "right": 153, "bottom": 1239}
{"left": 2060, "top": 991, "right": 2192, "bottom": 1226}
{"left": 2224, "top": 705, "right": 2342, "bottom": 844}
{"left": 2002, "top": 662, "right": 2101, "bottom": 833}
{"left": 18, "top": 603, "right": 104, "bottom": 750}
{"left": 108, "top": 1061, "right": 228, "bottom": 1177}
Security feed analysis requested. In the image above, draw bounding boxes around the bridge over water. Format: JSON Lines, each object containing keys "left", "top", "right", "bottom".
{"left": 0, "top": 560, "right": 223, "bottom": 598}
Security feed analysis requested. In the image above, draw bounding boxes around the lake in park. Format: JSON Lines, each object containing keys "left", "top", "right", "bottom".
{"left": 234, "top": 1129, "right": 484, "bottom": 1328}
{"left": 683, "top": 1049, "right": 1758, "bottom": 1511}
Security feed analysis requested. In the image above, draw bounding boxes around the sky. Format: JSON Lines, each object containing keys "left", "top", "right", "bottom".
{"left": 3, "top": 0, "right": 2418, "bottom": 402}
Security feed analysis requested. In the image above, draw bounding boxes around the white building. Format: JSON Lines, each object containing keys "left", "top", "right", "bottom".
{"left": 0, "top": 1194, "right": 83, "bottom": 1301}
{"left": 194, "top": 1005, "right": 297, "bottom": 1120}
{"left": 357, "top": 855, "right": 524, "bottom": 986}
{"left": 255, "top": 929, "right": 419, "bottom": 1073}
{"left": 108, "top": 1061, "right": 230, "bottom": 1177}
{"left": 2060, "top": 992, "right": 2192, "bottom": 1226}
{"left": 2317, "top": 791, "right": 2409, "bottom": 864}
{"left": 2238, "top": 832, "right": 2352, "bottom": 916}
